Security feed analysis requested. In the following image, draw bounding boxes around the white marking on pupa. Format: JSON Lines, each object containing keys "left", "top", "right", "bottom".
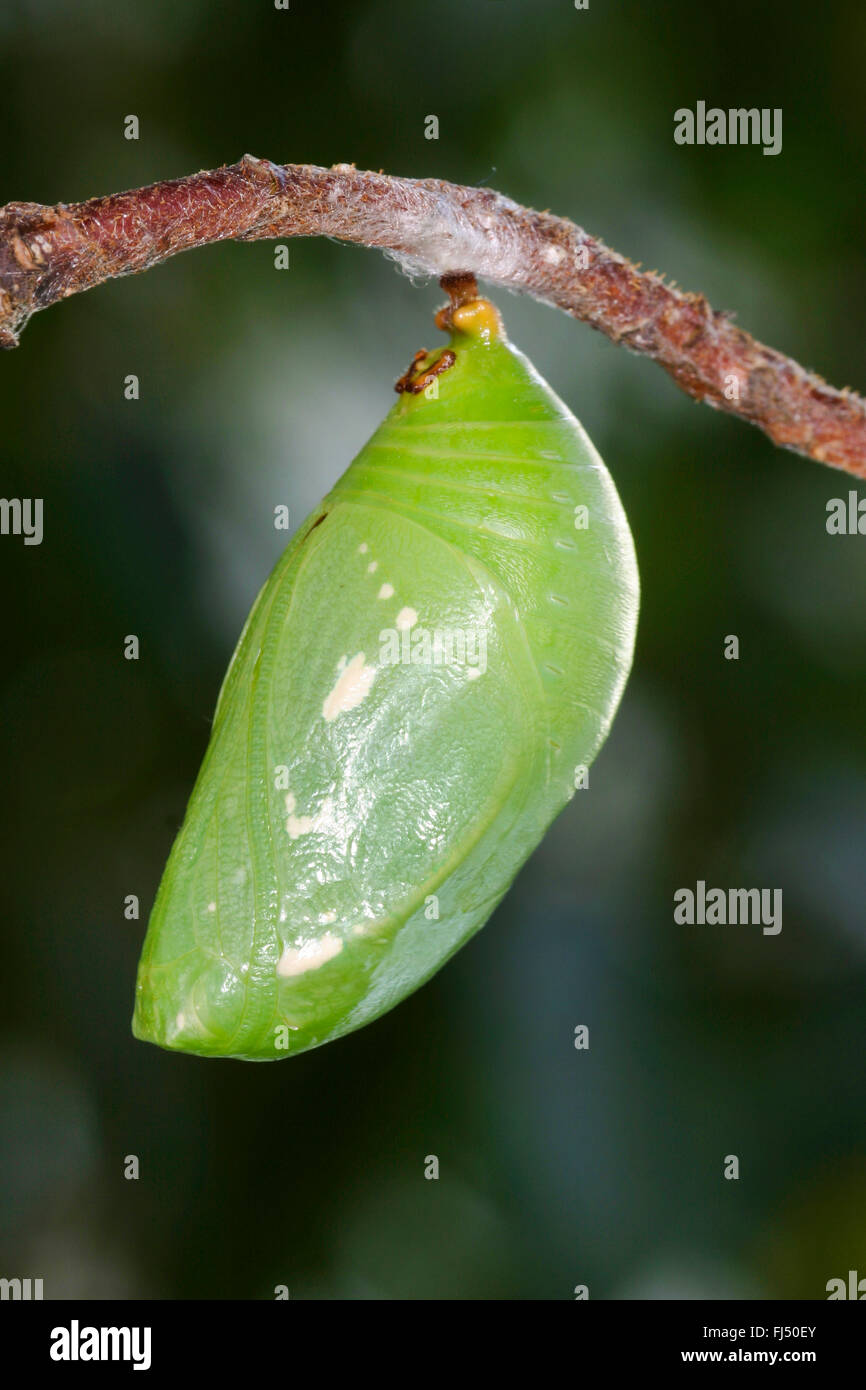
{"left": 367, "top": 561, "right": 378, "bottom": 573}
{"left": 284, "top": 796, "right": 336, "bottom": 840}
{"left": 322, "top": 652, "right": 376, "bottom": 721}
{"left": 207, "top": 901, "right": 216, "bottom": 913}
{"left": 467, "top": 667, "right": 482, "bottom": 680}
{"left": 276, "top": 932, "right": 343, "bottom": 978}
{"left": 287, "top": 814, "right": 316, "bottom": 839}
{"left": 285, "top": 792, "right": 296, "bottom": 814}
{"left": 318, "top": 910, "right": 337, "bottom": 925}
{"left": 175, "top": 1011, "right": 186, "bottom": 1031}
{"left": 358, "top": 543, "right": 369, "bottom": 554}
{"left": 395, "top": 606, "right": 418, "bottom": 631}
{"left": 378, "top": 583, "right": 394, "bottom": 600}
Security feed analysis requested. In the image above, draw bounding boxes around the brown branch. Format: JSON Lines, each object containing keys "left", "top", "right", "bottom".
{"left": 1, "top": 156, "right": 864, "bottom": 478}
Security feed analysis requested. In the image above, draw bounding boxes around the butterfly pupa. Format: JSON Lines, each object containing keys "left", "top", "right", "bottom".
{"left": 132, "top": 292, "right": 639, "bottom": 1060}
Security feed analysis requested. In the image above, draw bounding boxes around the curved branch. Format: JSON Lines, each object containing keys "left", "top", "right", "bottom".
{"left": 1, "top": 156, "right": 864, "bottom": 477}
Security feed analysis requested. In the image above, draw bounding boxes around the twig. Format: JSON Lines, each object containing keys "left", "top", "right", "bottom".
{"left": 1, "top": 156, "right": 863, "bottom": 477}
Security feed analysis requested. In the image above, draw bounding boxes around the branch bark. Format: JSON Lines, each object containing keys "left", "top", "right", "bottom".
{"left": 1, "top": 156, "right": 864, "bottom": 478}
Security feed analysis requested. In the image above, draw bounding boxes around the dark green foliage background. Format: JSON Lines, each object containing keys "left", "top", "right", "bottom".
{"left": 1, "top": 0, "right": 865, "bottom": 1299}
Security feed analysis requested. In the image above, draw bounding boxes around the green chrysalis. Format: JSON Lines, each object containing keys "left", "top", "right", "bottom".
{"left": 133, "top": 293, "right": 639, "bottom": 1060}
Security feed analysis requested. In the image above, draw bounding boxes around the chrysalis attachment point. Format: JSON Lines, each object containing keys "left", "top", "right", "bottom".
{"left": 435, "top": 273, "right": 503, "bottom": 343}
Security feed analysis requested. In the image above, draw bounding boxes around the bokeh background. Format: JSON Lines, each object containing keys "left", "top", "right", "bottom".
{"left": 1, "top": 0, "right": 865, "bottom": 1300}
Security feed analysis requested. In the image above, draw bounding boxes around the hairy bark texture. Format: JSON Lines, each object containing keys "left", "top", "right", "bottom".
{"left": 1, "top": 156, "right": 864, "bottom": 477}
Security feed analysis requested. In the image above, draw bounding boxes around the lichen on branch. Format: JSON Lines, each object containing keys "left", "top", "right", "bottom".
{"left": 1, "top": 156, "right": 864, "bottom": 478}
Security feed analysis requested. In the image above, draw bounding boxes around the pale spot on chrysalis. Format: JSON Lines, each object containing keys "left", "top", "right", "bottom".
{"left": 286, "top": 814, "right": 315, "bottom": 839}
{"left": 276, "top": 932, "right": 343, "bottom": 978}
{"left": 367, "top": 561, "right": 378, "bottom": 573}
{"left": 395, "top": 606, "right": 418, "bottom": 631}
{"left": 322, "top": 652, "right": 376, "bottom": 721}
{"left": 378, "top": 583, "right": 394, "bottom": 600}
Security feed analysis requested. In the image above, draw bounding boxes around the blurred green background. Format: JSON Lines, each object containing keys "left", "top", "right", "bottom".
{"left": 1, "top": 0, "right": 865, "bottom": 1300}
